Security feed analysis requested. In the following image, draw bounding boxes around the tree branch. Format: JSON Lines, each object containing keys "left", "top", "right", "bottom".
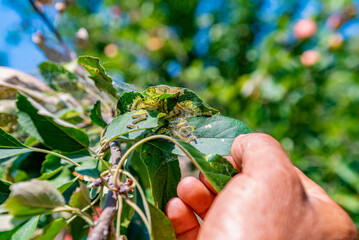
{"left": 88, "top": 142, "right": 121, "bottom": 240}
{"left": 29, "top": 0, "right": 74, "bottom": 59}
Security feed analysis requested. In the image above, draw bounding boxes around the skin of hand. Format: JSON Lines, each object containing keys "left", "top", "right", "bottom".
{"left": 165, "top": 133, "right": 358, "bottom": 240}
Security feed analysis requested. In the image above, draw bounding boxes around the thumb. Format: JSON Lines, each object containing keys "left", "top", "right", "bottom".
{"left": 231, "top": 133, "right": 297, "bottom": 180}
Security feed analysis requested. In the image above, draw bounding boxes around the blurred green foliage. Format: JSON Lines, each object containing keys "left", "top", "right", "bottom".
{"left": 6, "top": 0, "right": 359, "bottom": 227}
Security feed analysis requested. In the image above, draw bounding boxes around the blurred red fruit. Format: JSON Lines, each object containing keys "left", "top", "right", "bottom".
{"left": 104, "top": 43, "right": 119, "bottom": 58}
{"left": 293, "top": 19, "right": 317, "bottom": 39}
{"left": 64, "top": 233, "right": 73, "bottom": 240}
{"left": 300, "top": 50, "right": 320, "bottom": 66}
{"left": 146, "top": 37, "right": 164, "bottom": 51}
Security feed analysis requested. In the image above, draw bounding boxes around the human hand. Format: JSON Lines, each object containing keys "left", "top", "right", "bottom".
{"left": 166, "top": 133, "right": 358, "bottom": 240}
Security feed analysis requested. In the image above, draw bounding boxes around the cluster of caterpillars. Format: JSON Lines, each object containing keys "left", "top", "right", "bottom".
{"left": 172, "top": 119, "right": 197, "bottom": 143}
{"left": 126, "top": 112, "right": 147, "bottom": 129}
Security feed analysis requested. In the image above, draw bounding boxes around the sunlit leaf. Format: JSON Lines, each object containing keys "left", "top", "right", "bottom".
{"left": 104, "top": 110, "right": 161, "bottom": 142}
{"left": 184, "top": 115, "right": 252, "bottom": 155}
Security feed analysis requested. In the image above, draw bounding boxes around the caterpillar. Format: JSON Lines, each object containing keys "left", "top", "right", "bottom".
{"left": 132, "top": 115, "right": 147, "bottom": 124}
{"left": 126, "top": 124, "right": 139, "bottom": 129}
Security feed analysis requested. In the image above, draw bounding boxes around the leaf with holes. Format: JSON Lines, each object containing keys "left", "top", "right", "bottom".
{"left": 77, "top": 56, "right": 120, "bottom": 99}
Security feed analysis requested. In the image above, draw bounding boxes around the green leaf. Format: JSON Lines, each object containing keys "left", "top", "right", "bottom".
{"left": 176, "top": 141, "right": 238, "bottom": 192}
{"left": 57, "top": 177, "right": 79, "bottom": 194}
{"left": 120, "top": 198, "right": 135, "bottom": 230}
{"left": 0, "top": 179, "right": 12, "bottom": 204}
{"left": 117, "top": 91, "right": 144, "bottom": 113}
{"left": 121, "top": 86, "right": 219, "bottom": 118}
{"left": 5, "top": 180, "right": 65, "bottom": 217}
{"left": 77, "top": 56, "right": 119, "bottom": 99}
{"left": 0, "top": 127, "right": 26, "bottom": 148}
{"left": 177, "top": 88, "right": 219, "bottom": 114}
{"left": 11, "top": 216, "right": 40, "bottom": 240}
{"left": 138, "top": 142, "right": 181, "bottom": 211}
{"left": 0, "top": 149, "right": 33, "bottom": 162}
{"left": 38, "top": 154, "right": 64, "bottom": 180}
{"left": 16, "top": 93, "right": 90, "bottom": 152}
{"left": 143, "top": 85, "right": 219, "bottom": 115}
{"left": 48, "top": 166, "right": 74, "bottom": 190}
{"left": 90, "top": 100, "right": 107, "bottom": 128}
{"left": 184, "top": 115, "right": 253, "bottom": 155}
{"left": 0, "top": 127, "right": 32, "bottom": 161}
{"left": 104, "top": 110, "right": 161, "bottom": 142}
{"left": 148, "top": 202, "right": 176, "bottom": 240}
{"left": 74, "top": 157, "right": 101, "bottom": 178}
{"left": 69, "top": 181, "right": 91, "bottom": 209}
{"left": 32, "top": 218, "right": 67, "bottom": 240}
{"left": 38, "top": 62, "right": 78, "bottom": 92}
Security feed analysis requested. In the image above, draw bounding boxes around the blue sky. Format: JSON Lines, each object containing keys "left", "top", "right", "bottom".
{"left": 0, "top": 1, "right": 45, "bottom": 74}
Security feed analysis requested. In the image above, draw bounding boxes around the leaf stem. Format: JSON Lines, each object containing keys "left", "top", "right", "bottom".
{"left": 97, "top": 155, "right": 113, "bottom": 174}
{"left": 125, "top": 198, "right": 151, "bottom": 233}
{"left": 53, "top": 205, "right": 94, "bottom": 226}
{"left": 118, "top": 170, "right": 151, "bottom": 227}
{"left": 28, "top": 147, "right": 80, "bottom": 167}
{"left": 116, "top": 195, "right": 123, "bottom": 239}
{"left": 113, "top": 135, "right": 198, "bottom": 189}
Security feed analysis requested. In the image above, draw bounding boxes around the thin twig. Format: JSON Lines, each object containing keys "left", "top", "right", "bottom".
{"left": 88, "top": 142, "right": 121, "bottom": 240}
{"left": 28, "top": 0, "right": 73, "bottom": 59}
{"left": 125, "top": 198, "right": 151, "bottom": 232}
{"left": 118, "top": 170, "right": 151, "bottom": 227}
